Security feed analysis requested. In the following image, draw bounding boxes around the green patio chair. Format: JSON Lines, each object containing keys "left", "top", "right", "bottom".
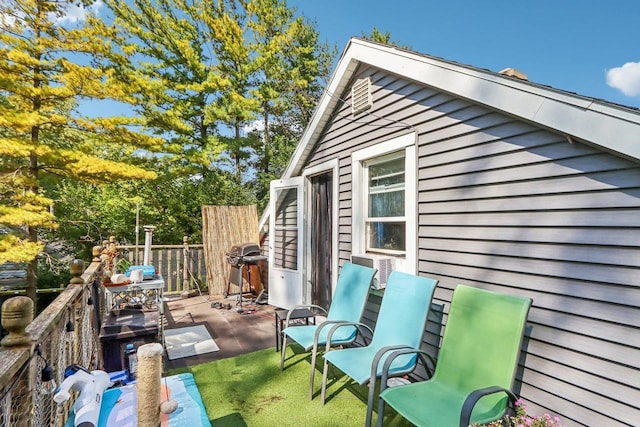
{"left": 280, "top": 262, "right": 377, "bottom": 399}
{"left": 320, "top": 271, "right": 438, "bottom": 427}
{"left": 377, "top": 285, "right": 532, "bottom": 427}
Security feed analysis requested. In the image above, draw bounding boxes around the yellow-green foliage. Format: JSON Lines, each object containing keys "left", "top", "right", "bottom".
{"left": 0, "top": 235, "right": 43, "bottom": 264}
{"left": 0, "top": 0, "right": 160, "bottom": 266}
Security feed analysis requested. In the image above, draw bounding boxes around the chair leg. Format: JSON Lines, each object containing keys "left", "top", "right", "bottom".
{"left": 321, "top": 359, "right": 329, "bottom": 405}
{"left": 309, "top": 342, "right": 319, "bottom": 400}
{"left": 280, "top": 334, "right": 288, "bottom": 371}
{"left": 365, "top": 379, "right": 376, "bottom": 427}
{"left": 376, "top": 394, "right": 386, "bottom": 427}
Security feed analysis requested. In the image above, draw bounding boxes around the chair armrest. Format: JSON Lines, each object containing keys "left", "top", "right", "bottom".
{"left": 313, "top": 320, "right": 352, "bottom": 345}
{"left": 459, "top": 386, "right": 518, "bottom": 427}
{"left": 284, "top": 304, "right": 327, "bottom": 327}
{"left": 324, "top": 321, "right": 374, "bottom": 352}
{"left": 376, "top": 347, "right": 436, "bottom": 395}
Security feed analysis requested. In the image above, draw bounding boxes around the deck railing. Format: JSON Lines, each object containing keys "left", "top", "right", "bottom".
{"left": 0, "top": 236, "right": 208, "bottom": 426}
{"left": 118, "top": 237, "right": 207, "bottom": 296}
{"left": 0, "top": 251, "right": 105, "bottom": 427}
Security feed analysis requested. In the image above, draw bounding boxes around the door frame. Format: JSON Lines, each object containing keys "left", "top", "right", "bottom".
{"left": 303, "top": 159, "right": 339, "bottom": 302}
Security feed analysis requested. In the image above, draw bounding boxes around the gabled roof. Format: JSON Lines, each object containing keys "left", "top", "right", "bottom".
{"left": 260, "top": 38, "right": 640, "bottom": 228}
{"left": 284, "top": 37, "right": 640, "bottom": 178}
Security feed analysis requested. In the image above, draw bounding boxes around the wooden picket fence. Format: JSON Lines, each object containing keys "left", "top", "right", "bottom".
{"left": 118, "top": 242, "right": 207, "bottom": 296}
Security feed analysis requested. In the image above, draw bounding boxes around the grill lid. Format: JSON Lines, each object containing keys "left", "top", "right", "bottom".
{"left": 229, "top": 242, "right": 261, "bottom": 257}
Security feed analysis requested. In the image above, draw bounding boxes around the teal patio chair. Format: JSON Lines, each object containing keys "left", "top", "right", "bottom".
{"left": 377, "top": 285, "right": 532, "bottom": 427}
{"left": 320, "top": 271, "right": 438, "bottom": 427}
{"left": 280, "top": 262, "right": 377, "bottom": 399}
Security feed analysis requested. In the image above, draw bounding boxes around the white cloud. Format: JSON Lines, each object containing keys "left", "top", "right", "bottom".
{"left": 606, "top": 61, "right": 640, "bottom": 97}
{"left": 0, "top": 12, "right": 15, "bottom": 27}
{"left": 54, "top": 0, "right": 103, "bottom": 25}
{"left": 242, "top": 119, "right": 265, "bottom": 134}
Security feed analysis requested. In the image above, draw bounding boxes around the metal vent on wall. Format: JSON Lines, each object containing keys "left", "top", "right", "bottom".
{"left": 351, "top": 77, "right": 372, "bottom": 116}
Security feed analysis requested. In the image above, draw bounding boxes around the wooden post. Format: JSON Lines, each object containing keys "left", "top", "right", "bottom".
{"left": 181, "top": 236, "right": 196, "bottom": 298}
{"left": 0, "top": 296, "right": 33, "bottom": 427}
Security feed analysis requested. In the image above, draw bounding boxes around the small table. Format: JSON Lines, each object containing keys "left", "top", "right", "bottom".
{"left": 275, "top": 308, "right": 316, "bottom": 351}
{"left": 104, "top": 276, "right": 165, "bottom": 345}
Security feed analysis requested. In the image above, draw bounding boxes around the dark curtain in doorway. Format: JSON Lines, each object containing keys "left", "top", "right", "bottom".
{"left": 310, "top": 173, "right": 332, "bottom": 310}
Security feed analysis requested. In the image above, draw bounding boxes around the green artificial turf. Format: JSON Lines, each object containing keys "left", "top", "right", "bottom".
{"left": 168, "top": 347, "right": 413, "bottom": 426}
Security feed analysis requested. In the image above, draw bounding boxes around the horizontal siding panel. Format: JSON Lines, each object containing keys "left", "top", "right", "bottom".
{"left": 529, "top": 308, "right": 640, "bottom": 348}
{"left": 420, "top": 209, "right": 640, "bottom": 227}
{"left": 418, "top": 119, "right": 538, "bottom": 154}
{"left": 419, "top": 225, "right": 640, "bottom": 246}
{"left": 420, "top": 169, "right": 640, "bottom": 202}
{"left": 529, "top": 340, "right": 639, "bottom": 390}
{"left": 418, "top": 249, "right": 640, "bottom": 292}
{"left": 522, "top": 371, "right": 639, "bottom": 427}
{"left": 419, "top": 142, "right": 598, "bottom": 180}
{"left": 420, "top": 123, "right": 561, "bottom": 161}
{"left": 523, "top": 353, "right": 640, "bottom": 409}
{"left": 419, "top": 189, "right": 640, "bottom": 213}
{"left": 422, "top": 153, "right": 636, "bottom": 190}
{"left": 413, "top": 102, "right": 496, "bottom": 131}
{"left": 418, "top": 261, "right": 640, "bottom": 316}
{"left": 419, "top": 237, "right": 640, "bottom": 267}
{"left": 528, "top": 323, "right": 639, "bottom": 369}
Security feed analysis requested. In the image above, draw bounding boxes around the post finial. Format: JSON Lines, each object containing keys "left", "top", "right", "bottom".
{"left": 1, "top": 296, "right": 33, "bottom": 347}
{"left": 92, "top": 245, "right": 102, "bottom": 262}
{"left": 69, "top": 259, "right": 85, "bottom": 285}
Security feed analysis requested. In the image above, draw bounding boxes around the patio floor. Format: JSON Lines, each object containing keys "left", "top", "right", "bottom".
{"left": 163, "top": 293, "right": 279, "bottom": 370}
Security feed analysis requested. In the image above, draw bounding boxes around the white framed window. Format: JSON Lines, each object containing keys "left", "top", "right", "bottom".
{"left": 364, "top": 152, "right": 406, "bottom": 254}
{"left": 352, "top": 132, "right": 417, "bottom": 273}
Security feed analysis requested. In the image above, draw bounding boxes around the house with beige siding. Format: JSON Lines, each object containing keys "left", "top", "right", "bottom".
{"left": 262, "top": 38, "right": 640, "bottom": 426}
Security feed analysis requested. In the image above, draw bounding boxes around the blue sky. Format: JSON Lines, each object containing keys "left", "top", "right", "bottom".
{"left": 289, "top": 0, "right": 640, "bottom": 108}
{"left": 52, "top": 0, "right": 640, "bottom": 113}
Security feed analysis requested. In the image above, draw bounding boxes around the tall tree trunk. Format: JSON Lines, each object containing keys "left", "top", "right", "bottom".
{"left": 234, "top": 123, "right": 241, "bottom": 182}
{"left": 26, "top": 144, "right": 39, "bottom": 311}
{"left": 263, "top": 103, "right": 270, "bottom": 174}
{"left": 27, "top": 7, "right": 42, "bottom": 312}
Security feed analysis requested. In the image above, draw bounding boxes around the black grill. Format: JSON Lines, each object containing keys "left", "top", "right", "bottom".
{"left": 225, "top": 243, "right": 267, "bottom": 308}
{"left": 226, "top": 242, "right": 263, "bottom": 267}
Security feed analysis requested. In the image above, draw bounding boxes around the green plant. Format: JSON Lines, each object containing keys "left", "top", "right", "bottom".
{"left": 472, "top": 399, "right": 565, "bottom": 427}
{"left": 114, "top": 257, "right": 131, "bottom": 274}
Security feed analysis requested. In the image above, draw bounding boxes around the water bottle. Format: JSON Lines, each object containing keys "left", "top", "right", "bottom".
{"left": 124, "top": 343, "right": 137, "bottom": 381}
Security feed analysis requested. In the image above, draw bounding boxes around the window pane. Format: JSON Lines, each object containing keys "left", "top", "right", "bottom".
{"left": 369, "top": 157, "right": 405, "bottom": 190}
{"left": 274, "top": 187, "right": 298, "bottom": 269}
{"left": 368, "top": 156, "right": 405, "bottom": 217}
{"left": 366, "top": 222, "right": 406, "bottom": 251}
{"left": 274, "top": 187, "right": 298, "bottom": 227}
{"left": 369, "top": 190, "right": 404, "bottom": 217}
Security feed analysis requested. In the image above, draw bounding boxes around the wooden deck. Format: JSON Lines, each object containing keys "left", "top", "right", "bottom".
{"left": 163, "top": 294, "right": 279, "bottom": 370}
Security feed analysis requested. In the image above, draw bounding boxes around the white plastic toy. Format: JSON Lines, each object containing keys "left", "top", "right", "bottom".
{"left": 54, "top": 365, "right": 110, "bottom": 427}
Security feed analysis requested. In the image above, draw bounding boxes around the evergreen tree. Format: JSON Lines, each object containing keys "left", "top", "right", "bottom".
{"left": 247, "top": 1, "right": 334, "bottom": 209}
{"left": 105, "top": 0, "right": 331, "bottom": 209}
{"left": 0, "top": 0, "right": 161, "bottom": 306}
{"left": 362, "top": 27, "right": 411, "bottom": 50}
